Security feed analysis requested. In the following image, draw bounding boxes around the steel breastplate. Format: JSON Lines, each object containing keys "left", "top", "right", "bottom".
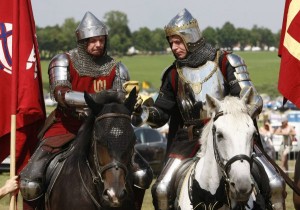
{"left": 176, "top": 61, "right": 226, "bottom": 124}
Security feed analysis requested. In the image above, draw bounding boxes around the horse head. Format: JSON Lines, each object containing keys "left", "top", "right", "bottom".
{"left": 83, "top": 88, "right": 137, "bottom": 208}
{"left": 199, "top": 92, "right": 256, "bottom": 207}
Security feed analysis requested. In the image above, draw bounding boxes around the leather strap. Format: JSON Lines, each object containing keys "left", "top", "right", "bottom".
{"left": 37, "top": 110, "right": 56, "bottom": 139}
{"left": 187, "top": 125, "right": 195, "bottom": 141}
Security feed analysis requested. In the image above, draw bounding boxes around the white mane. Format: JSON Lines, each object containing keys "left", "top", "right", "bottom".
{"left": 198, "top": 96, "right": 249, "bottom": 157}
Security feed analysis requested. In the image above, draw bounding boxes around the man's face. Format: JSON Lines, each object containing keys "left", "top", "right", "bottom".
{"left": 168, "top": 35, "right": 187, "bottom": 59}
{"left": 86, "top": 35, "right": 106, "bottom": 56}
{"left": 282, "top": 121, "right": 288, "bottom": 127}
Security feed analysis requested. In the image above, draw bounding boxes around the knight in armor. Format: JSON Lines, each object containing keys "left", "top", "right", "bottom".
{"left": 132, "top": 8, "right": 285, "bottom": 210}
{"left": 19, "top": 11, "right": 152, "bottom": 210}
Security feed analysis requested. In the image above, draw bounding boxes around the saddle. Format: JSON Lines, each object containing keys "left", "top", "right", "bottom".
{"left": 44, "top": 142, "right": 75, "bottom": 202}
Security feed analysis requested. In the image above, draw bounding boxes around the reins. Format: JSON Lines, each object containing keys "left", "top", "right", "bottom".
{"left": 78, "top": 112, "right": 132, "bottom": 208}
{"left": 93, "top": 113, "right": 131, "bottom": 182}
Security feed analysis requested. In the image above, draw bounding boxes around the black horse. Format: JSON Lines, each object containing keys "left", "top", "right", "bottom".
{"left": 45, "top": 89, "right": 137, "bottom": 210}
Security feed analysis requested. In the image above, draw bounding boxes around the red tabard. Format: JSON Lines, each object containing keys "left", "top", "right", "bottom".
{"left": 43, "top": 61, "right": 117, "bottom": 139}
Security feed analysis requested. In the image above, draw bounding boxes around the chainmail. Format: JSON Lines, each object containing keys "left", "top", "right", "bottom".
{"left": 69, "top": 42, "right": 116, "bottom": 77}
{"left": 94, "top": 117, "right": 135, "bottom": 155}
{"left": 176, "top": 38, "right": 218, "bottom": 68}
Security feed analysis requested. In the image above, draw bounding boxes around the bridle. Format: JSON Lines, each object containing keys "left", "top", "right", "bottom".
{"left": 212, "top": 111, "right": 253, "bottom": 180}
{"left": 91, "top": 112, "right": 132, "bottom": 182}
{"left": 79, "top": 112, "right": 132, "bottom": 209}
{"left": 212, "top": 111, "right": 254, "bottom": 209}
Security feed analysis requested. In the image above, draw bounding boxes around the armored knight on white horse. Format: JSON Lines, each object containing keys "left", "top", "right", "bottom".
{"left": 132, "top": 8, "right": 286, "bottom": 210}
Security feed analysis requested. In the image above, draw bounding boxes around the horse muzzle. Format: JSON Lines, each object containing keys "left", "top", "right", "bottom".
{"left": 229, "top": 181, "right": 254, "bottom": 202}
{"left": 102, "top": 187, "right": 128, "bottom": 207}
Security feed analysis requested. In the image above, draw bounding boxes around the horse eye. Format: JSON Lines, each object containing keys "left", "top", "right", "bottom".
{"left": 253, "top": 132, "right": 259, "bottom": 140}
{"left": 216, "top": 132, "right": 223, "bottom": 139}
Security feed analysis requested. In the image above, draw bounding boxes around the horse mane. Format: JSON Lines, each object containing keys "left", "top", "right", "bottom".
{"left": 69, "top": 114, "right": 95, "bottom": 162}
{"left": 198, "top": 96, "right": 249, "bottom": 157}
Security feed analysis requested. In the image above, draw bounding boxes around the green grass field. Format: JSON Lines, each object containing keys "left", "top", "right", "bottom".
{"left": 40, "top": 51, "right": 281, "bottom": 98}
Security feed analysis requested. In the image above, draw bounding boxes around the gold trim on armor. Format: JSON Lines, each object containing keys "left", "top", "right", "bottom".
{"left": 164, "top": 19, "right": 199, "bottom": 37}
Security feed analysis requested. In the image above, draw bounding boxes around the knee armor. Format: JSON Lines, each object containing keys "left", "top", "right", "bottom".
{"left": 19, "top": 144, "right": 55, "bottom": 201}
{"left": 254, "top": 145, "right": 286, "bottom": 209}
{"left": 132, "top": 150, "right": 153, "bottom": 189}
{"left": 20, "top": 179, "right": 43, "bottom": 201}
{"left": 152, "top": 158, "right": 182, "bottom": 210}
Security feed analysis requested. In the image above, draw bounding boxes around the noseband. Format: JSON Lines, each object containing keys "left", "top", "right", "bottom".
{"left": 212, "top": 111, "right": 253, "bottom": 180}
{"left": 91, "top": 113, "right": 132, "bottom": 183}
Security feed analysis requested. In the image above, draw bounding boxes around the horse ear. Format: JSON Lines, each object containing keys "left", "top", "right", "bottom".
{"left": 124, "top": 87, "right": 137, "bottom": 113}
{"left": 206, "top": 94, "right": 221, "bottom": 112}
{"left": 84, "top": 92, "right": 103, "bottom": 115}
{"left": 240, "top": 86, "right": 253, "bottom": 105}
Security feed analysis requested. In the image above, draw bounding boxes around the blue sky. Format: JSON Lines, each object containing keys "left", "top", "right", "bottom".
{"left": 31, "top": 0, "right": 285, "bottom": 33}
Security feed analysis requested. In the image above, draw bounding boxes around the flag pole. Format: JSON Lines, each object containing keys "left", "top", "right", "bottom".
{"left": 9, "top": 117, "right": 16, "bottom": 210}
{"left": 10, "top": 0, "right": 19, "bottom": 209}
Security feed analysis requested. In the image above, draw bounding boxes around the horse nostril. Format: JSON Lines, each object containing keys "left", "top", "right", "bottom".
{"left": 103, "top": 189, "right": 109, "bottom": 200}
{"left": 230, "top": 182, "right": 235, "bottom": 187}
{"left": 119, "top": 189, "right": 127, "bottom": 200}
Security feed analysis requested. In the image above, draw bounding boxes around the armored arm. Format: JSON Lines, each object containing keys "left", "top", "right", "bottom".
{"left": 226, "top": 53, "right": 263, "bottom": 119}
{"left": 48, "top": 53, "right": 87, "bottom": 109}
{"left": 112, "top": 62, "right": 130, "bottom": 93}
{"left": 132, "top": 105, "right": 170, "bottom": 128}
{"left": 132, "top": 71, "right": 175, "bottom": 127}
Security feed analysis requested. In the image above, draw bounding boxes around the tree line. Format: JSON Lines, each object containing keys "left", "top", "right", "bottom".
{"left": 36, "top": 11, "right": 281, "bottom": 59}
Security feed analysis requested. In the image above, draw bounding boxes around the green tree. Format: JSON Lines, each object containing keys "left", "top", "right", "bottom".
{"left": 202, "top": 26, "right": 218, "bottom": 46}
{"left": 236, "top": 28, "right": 251, "bottom": 50}
{"left": 218, "top": 22, "right": 238, "bottom": 49}
{"left": 274, "top": 30, "right": 281, "bottom": 48}
{"left": 257, "top": 27, "right": 276, "bottom": 48}
{"left": 132, "top": 27, "right": 152, "bottom": 52}
{"left": 37, "top": 25, "right": 62, "bottom": 59}
{"left": 250, "top": 25, "right": 262, "bottom": 47}
{"left": 103, "top": 11, "right": 132, "bottom": 55}
{"left": 59, "top": 18, "right": 78, "bottom": 51}
{"left": 151, "top": 28, "right": 168, "bottom": 52}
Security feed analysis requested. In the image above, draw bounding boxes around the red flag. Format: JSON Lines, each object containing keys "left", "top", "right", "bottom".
{"left": 0, "top": 0, "right": 46, "bottom": 173}
{"left": 278, "top": 0, "right": 300, "bottom": 108}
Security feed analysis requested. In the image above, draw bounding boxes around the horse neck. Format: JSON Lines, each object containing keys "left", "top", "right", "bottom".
{"left": 196, "top": 129, "right": 223, "bottom": 194}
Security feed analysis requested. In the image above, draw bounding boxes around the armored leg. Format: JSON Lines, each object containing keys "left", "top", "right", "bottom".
{"left": 132, "top": 150, "right": 153, "bottom": 210}
{"left": 152, "top": 158, "right": 182, "bottom": 210}
{"left": 253, "top": 145, "right": 286, "bottom": 210}
{"left": 20, "top": 143, "right": 56, "bottom": 201}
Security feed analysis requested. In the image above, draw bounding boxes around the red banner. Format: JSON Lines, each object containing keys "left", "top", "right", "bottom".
{"left": 0, "top": 0, "right": 46, "bottom": 172}
{"left": 278, "top": 0, "right": 300, "bottom": 108}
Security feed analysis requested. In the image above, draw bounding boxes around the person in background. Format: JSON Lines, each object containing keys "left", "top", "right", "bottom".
{"left": 259, "top": 119, "right": 276, "bottom": 159}
{"left": 19, "top": 11, "right": 151, "bottom": 210}
{"left": 274, "top": 115, "right": 296, "bottom": 172}
{"left": 0, "top": 176, "right": 18, "bottom": 199}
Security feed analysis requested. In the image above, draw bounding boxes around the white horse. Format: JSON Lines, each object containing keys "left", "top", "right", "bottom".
{"left": 176, "top": 93, "right": 257, "bottom": 210}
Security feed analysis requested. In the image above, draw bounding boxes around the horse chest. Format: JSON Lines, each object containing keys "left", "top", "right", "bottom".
{"left": 190, "top": 176, "right": 228, "bottom": 210}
